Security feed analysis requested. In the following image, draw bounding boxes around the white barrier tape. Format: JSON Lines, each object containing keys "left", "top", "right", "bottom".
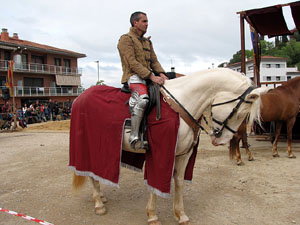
{"left": 0, "top": 207, "right": 54, "bottom": 225}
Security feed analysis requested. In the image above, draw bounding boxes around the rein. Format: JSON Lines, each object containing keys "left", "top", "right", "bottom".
{"left": 160, "top": 85, "right": 209, "bottom": 136}
{"left": 211, "top": 86, "right": 254, "bottom": 138}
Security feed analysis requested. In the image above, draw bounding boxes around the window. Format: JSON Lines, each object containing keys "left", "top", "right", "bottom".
{"left": 266, "top": 64, "right": 271, "bottom": 68}
{"left": 24, "top": 77, "right": 43, "bottom": 87}
{"left": 276, "top": 64, "right": 280, "bottom": 68}
{"left": 0, "top": 76, "right": 6, "bottom": 86}
{"left": 31, "top": 55, "right": 44, "bottom": 64}
{"left": 24, "top": 77, "right": 44, "bottom": 95}
{"left": 22, "top": 54, "right": 28, "bottom": 69}
{"left": 267, "top": 76, "right": 271, "bottom": 81}
{"left": 287, "top": 76, "right": 291, "bottom": 80}
{"left": 4, "top": 51, "right": 11, "bottom": 67}
{"left": 276, "top": 76, "right": 280, "bottom": 81}
{"left": 54, "top": 58, "right": 61, "bottom": 66}
{"left": 31, "top": 55, "right": 44, "bottom": 71}
{"left": 64, "top": 59, "right": 71, "bottom": 72}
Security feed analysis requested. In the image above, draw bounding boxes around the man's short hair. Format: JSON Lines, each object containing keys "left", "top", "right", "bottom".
{"left": 130, "top": 11, "right": 146, "bottom": 27}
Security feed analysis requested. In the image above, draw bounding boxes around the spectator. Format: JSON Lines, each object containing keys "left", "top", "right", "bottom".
{"left": 48, "top": 99, "right": 55, "bottom": 121}
{"left": 44, "top": 104, "right": 50, "bottom": 121}
{"left": 22, "top": 103, "right": 28, "bottom": 114}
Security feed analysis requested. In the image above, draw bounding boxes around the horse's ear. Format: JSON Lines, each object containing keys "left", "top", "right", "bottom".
{"left": 245, "top": 92, "right": 259, "bottom": 102}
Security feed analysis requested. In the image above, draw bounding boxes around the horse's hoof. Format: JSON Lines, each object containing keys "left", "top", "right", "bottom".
{"left": 288, "top": 154, "right": 296, "bottom": 158}
{"left": 148, "top": 220, "right": 162, "bottom": 225}
{"left": 101, "top": 196, "right": 108, "bottom": 203}
{"left": 95, "top": 206, "right": 107, "bottom": 215}
{"left": 248, "top": 157, "right": 254, "bottom": 161}
{"left": 237, "top": 161, "right": 244, "bottom": 166}
{"left": 273, "top": 154, "right": 280, "bottom": 157}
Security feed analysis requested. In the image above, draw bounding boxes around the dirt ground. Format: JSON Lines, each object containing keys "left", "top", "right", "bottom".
{"left": 1, "top": 120, "right": 300, "bottom": 225}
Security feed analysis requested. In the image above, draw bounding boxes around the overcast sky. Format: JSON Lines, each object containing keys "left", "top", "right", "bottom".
{"left": 0, "top": 0, "right": 297, "bottom": 88}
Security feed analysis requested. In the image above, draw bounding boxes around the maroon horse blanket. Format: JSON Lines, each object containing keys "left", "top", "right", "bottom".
{"left": 69, "top": 85, "right": 198, "bottom": 196}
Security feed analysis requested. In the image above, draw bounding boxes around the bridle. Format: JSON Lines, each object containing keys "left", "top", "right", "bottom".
{"left": 211, "top": 86, "right": 254, "bottom": 138}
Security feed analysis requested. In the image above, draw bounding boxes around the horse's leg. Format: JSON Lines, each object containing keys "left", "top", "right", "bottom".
{"left": 241, "top": 132, "right": 253, "bottom": 161}
{"left": 235, "top": 141, "right": 243, "bottom": 166}
{"left": 272, "top": 121, "right": 283, "bottom": 157}
{"left": 286, "top": 117, "right": 296, "bottom": 158}
{"left": 146, "top": 192, "right": 161, "bottom": 225}
{"left": 89, "top": 177, "right": 107, "bottom": 215}
{"left": 173, "top": 152, "right": 194, "bottom": 225}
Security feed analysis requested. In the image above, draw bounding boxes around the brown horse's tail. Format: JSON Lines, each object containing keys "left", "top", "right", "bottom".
{"left": 72, "top": 172, "right": 87, "bottom": 191}
{"left": 229, "top": 137, "right": 238, "bottom": 160}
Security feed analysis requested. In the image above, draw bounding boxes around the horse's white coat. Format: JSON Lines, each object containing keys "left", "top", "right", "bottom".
{"left": 81, "top": 68, "right": 268, "bottom": 225}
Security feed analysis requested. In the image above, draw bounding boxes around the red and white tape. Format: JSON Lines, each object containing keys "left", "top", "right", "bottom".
{"left": 0, "top": 207, "right": 54, "bottom": 225}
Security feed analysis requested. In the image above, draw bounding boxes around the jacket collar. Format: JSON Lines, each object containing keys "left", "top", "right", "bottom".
{"left": 129, "top": 27, "right": 147, "bottom": 41}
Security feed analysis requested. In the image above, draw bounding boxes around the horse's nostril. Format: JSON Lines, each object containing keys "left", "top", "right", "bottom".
{"left": 213, "top": 128, "right": 222, "bottom": 138}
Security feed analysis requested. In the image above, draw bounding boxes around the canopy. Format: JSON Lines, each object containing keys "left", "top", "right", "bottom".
{"left": 243, "top": 1, "right": 300, "bottom": 36}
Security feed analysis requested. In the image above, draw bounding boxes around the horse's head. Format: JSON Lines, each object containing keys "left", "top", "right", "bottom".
{"left": 209, "top": 87, "right": 265, "bottom": 146}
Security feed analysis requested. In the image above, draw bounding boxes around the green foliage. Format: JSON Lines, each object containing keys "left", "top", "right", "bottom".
{"left": 227, "top": 33, "right": 300, "bottom": 69}
{"left": 229, "top": 50, "right": 253, "bottom": 64}
{"left": 96, "top": 80, "right": 106, "bottom": 86}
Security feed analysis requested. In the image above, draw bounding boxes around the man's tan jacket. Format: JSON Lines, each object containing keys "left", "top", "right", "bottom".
{"left": 118, "top": 27, "right": 165, "bottom": 84}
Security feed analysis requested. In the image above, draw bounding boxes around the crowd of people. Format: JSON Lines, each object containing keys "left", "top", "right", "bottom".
{"left": 0, "top": 98, "right": 73, "bottom": 129}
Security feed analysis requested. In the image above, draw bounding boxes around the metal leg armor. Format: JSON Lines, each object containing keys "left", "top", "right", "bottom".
{"left": 128, "top": 75, "right": 149, "bottom": 150}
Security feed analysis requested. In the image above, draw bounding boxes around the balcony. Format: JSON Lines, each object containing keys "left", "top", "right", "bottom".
{"left": 0, "top": 86, "right": 84, "bottom": 97}
{"left": 0, "top": 60, "right": 82, "bottom": 76}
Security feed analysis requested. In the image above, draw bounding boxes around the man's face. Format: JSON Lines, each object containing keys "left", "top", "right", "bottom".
{"left": 134, "top": 14, "right": 148, "bottom": 35}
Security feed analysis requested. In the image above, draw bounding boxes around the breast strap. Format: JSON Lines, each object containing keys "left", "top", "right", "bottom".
{"left": 160, "top": 88, "right": 202, "bottom": 144}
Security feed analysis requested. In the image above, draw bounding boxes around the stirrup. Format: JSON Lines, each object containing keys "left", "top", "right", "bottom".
{"left": 130, "top": 139, "right": 149, "bottom": 150}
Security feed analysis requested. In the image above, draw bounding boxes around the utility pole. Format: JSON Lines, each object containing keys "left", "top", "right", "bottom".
{"left": 95, "top": 60, "right": 99, "bottom": 82}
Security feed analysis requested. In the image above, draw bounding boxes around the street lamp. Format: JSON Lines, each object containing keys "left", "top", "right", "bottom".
{"left": 95, "top": 60, "right": 99, "bottom": 82}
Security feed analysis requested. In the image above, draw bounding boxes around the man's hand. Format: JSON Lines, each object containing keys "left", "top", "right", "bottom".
{"left": 159, "top": 73, "right": 169, "bottom": 81}
{"left": 149, "top": 73, "right": 168, "bottom": 85}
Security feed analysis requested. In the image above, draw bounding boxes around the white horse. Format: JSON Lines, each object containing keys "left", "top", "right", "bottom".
{"left": 72, "top": 68, "right": 267, "bottom": 225}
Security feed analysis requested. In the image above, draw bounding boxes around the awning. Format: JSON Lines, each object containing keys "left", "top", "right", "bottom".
{"left": 56, "top": 75, "right": 81, "bottom": 86}
{"left": 290, "top": 1, "right": 300, "bottom": 30}
{"left": 245, "top": 5, "right": 293, "bottom": 36}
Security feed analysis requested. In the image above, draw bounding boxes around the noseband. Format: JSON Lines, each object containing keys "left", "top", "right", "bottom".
{"left": 211, "top": 86, "right": 254, "bottom": 138}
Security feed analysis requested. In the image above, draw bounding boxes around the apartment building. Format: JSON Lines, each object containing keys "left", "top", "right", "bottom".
{"left": 227, "top": 56, "right": 300, "bottom": 87}
{"left": 0, "top": 28, "right": 86, "bottom": 108}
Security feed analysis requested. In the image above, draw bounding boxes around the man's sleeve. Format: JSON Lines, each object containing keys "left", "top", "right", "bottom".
{"left": 117, "top": 35, "right": 151, "bottom": 79}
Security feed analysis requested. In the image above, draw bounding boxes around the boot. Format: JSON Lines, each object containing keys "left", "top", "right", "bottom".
{"left": 129, "top": 113, "right": 142, "bottom": 149}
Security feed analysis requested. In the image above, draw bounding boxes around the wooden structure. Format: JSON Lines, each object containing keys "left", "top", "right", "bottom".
{"left": 237, "top": 1, "right": 300, "bottom": 87}
{"left": 237, "top": 2, "right": 300, "bottom": 139}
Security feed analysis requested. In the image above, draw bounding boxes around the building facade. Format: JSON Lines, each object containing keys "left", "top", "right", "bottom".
{"left": 227, "top": 56, "right": 300, "bottom": 87}
{"left": 0, "top": 28, "right": 86, "bottom": 109}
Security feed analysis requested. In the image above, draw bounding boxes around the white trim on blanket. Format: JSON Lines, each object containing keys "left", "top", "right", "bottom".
{"left": 68, "top": 166, "right": 120, "bottom": 188}
{"left": 144, "top": 180, "right": 172, "bottom": 198}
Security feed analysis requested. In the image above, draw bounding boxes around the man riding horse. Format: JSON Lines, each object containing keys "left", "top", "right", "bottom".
{"left": 117, "top": 11, "right": 168, "bottom": 150}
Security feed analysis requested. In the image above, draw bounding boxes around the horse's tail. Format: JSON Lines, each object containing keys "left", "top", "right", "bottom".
{"left": 229, "top": 136, "right": 238, "bottom": 160}
{"left": 72, "top": 172, "right": 86, "bottom": 191}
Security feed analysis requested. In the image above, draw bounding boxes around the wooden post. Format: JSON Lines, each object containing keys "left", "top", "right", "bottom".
{"left": 254, "top": 30, "right": 261, "bottom": 87}
{"left": 240, "top": 13, "right": 246, "bottom": 74}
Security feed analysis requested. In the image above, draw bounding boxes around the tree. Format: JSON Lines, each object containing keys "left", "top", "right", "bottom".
{"left": 96, "top": 80, "right": 105, "bottom": 86}
{"left": 229, "top": 50, "right": 253, "bottom": 64}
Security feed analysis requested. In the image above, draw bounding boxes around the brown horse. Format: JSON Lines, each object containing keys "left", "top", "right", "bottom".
{"left": 229, "top": 119, "right": 253, "bottom": 165}
{"left": 230, "top": 77, "right": 300, "bottom": 164}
